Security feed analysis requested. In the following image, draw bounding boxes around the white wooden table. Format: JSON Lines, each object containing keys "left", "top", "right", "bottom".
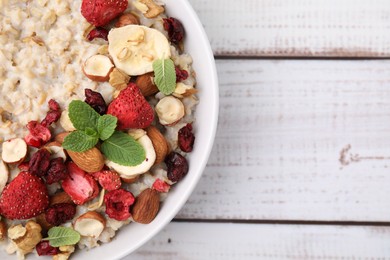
{"left": 125, "top": 0, "right": 390, "bottom": 258}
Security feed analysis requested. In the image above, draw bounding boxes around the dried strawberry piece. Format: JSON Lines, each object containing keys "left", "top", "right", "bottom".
{"left": 87, "top": 27, "right": 109, "bottom": 41}
{"left": 29, "top": 149, "right": 51, "bottom": 177}
{"left": 152, "top": 179, "right": 170, "bottom": 193}
{"left": 48, "top": 99, "right": 60, "bottom": 111}
{"left": 104, "top": 189, "right": 134, "bottom": 221}
{"left": 178, "top": 123, "right": 195, "bottom": 152}
{"left": 165, "top": 152, "right": 189, "bottom": 183}
{"left": 45, "top": 203, "right": 76, "bottom": 226}
{"left": 85, "top": 89, "right": 107, "bottom": 115}
{"left": 46, "top": 158, "right": 68, "bottom": 185}
{"left": 92, "top": 170, "right": 121, "bottom": 191}
{"left": 41, "top": 99, "right": 61, "bottom": 127}
{"left": 36, "top": 241, "right": 59, "bottom": 256}
{"left": 175, "top": 67, "right": 189, "bottom": 82}
{"left": 18, "top": 162, "right": 29, "bottom": 171}
{"left": 25, "top": 121, "right": 51, "bottom": 148}
{"left": 163, "top": 17, "right": 185, "bottom": 44}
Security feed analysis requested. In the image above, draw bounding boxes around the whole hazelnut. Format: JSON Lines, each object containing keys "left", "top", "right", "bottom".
{"left": 115, "top": 13, "right": 140, "bottom": 27}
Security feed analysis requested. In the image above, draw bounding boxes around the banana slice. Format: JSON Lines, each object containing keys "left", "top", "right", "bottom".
{"left": 108, "top": 25, "right": 171, "bottom": 76}
{"left": 105, "top": 134, "right": 156, "bottom": 179}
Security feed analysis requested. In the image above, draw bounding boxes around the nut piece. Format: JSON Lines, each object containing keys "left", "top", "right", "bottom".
{"left": 45, "top": 141, "right": 67, "bottom": 160}
{"left": 60, "top": 110, "right": 76, "bottom": 132}
{"left": 50, "top": 192, "right": 74, "bottom": 205}
{"left": 109, "top": 68, "right": 130, "bottom": 91}
{"left": 73, "top": 211, "right": 106, "bottom": 238}
{"left": 0, "top": 220, "right": 7, "bottom": 240}
{"left": 155, "top": 96, "right": 185, "bottom": 125}
{"left": 12, "top": 221, "right": 42, "bottom": 254}
{"left": 67, "top": 147, "right": 104, "bottom": 173}
{"left": 139, "top": 0, "right": 164, "bottom": 18}
{"left": 1, "top": 138, "right": 27, "bottom": 164}
{"left": 55, "top": 132, "right": 70, "bottom": 144}
{"left": 0, "top": 159, "right": 9, "bottom": 194}
{"left": 121, "top": 175, "right": 139, "bottom": 184}
{"left": 146, "top": 126, "right": 169, "bottom": 165}
{"left": 132, "top": 188, "right": 160, "bottom": 224}
{"left": 135, "top": 72, "right": 158, "bottom": 96}
{"left": 115, "top": 13, "right": 140, "bottom": 27}
{"left": 82, "top": 54, "right": 114, "bottom": 82}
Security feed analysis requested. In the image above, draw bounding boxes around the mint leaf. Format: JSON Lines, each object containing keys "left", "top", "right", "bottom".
{"left": 101, "top": 131, "right": 145, "bottom": 166}
{"left": 43, "top": 227, "right": 80, "bottom": 247}
{"left": 97, "top": 115, "right": 117, "bottom": 141}
{"left": 68, "top": 100, "right": 100, "bottom": 131}
{"left": 85, "top": 127, "right": 99, "bottom": 138}
{"left": 152, "top": 58, "right": 176, "bottom": 95}
{"left": 62, "top": 130, "right": 99, "bottom": 152}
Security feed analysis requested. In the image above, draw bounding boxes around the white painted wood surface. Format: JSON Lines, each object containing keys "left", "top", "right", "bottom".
{"left": 126, "top": 222, "right": 390, "bottom": 259}
{"left": 188, "top": 0, "right": 390, "bottom": 57}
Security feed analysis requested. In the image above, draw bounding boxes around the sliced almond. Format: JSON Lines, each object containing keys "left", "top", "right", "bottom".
{"left": 45, "top": 141, "right": 67, "bottom": 160}
{"left": 67, "top": 147, "right": 104, "bottom": 173}
{"left": 135, "top": 72, "right": 158, "bottom": 96}
{"left": 82, "top": 54, "right": 114, "bottom": 82}
{"left": 155, "top": 96, "right": 185, "bottom": 125}
{"left": 55, "top": 132, "right": 70, "bottom": 144}
{"left": 132, "top": 188, "right": 160, "bottom": 224}
{"left": 146, "top": 126, "right": 169, "bottom": 165}
{"left": 73, "top": 211, "right": 106, "bottom": 238}
{"left": 0, "top": 159, "right": 9, "bottom": 194}
{"left": 1, "top": 138, "right": 27, "bottom": 164}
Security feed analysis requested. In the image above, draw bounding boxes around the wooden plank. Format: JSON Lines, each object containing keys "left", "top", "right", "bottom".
{"left": 175, "top": 59, "right": 390, "bottom": 221}
{"left": 187, "top": 0, "right": 390, "bottom": 57}
{"left": 126, "top": 222, "right": 390, "bottom": 259}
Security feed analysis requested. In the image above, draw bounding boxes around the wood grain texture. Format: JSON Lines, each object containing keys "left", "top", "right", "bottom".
{"left": 175, "top": 59, "right": 390, "bottom": 221}
{"left": 125, "top": 222, "right": 390, "bottom": 259}
{"left": 187, "top": 0, "right": 390, "bottom": 57}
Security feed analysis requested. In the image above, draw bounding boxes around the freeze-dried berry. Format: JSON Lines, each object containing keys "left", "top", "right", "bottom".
{"left": 46, "top": 158, "right": 68, "bottom": 185}
{"left": 29, "top": 149, "right": 51, "bottom": 177}
{"left": 36, "top": 241, "right": 59, "bottom": 256}
{"left": 41, "top": 99, "right": 61, "bottom": 127}
{"left": 45, "top": 203, "right": 76, "bottom": 226}
{"left": 48, "top": 99, "right": 60, "bottom": 111}
{"left": 87, "top": 27, "right": 109, "bottom": 41}
{"left": 163, "top": 17, "right": 185, "bottom": 44}
{"left": 152, "top": 179, "right": 170, "bottom": 193}
{"left": 104, "top": 189, "right": 134, "bottom": 221}
{"left": 85, "top": 88, "right": 107, "bottom": 115}
{"left": 18, "top": 162, "right": 29, "bottom": 171}
{"left": 165, "top": 152, "right": 189, "bottom": 183}
{"left": 25, "top": 121, "right": 51, "bottom": 148}
{"left": 92, "top": 170, "right": 121, "bottom": 191}
{"left": 175, "top": 67, "right": 188, "bottom": 82}
{"left": 178, "top": 123, "right": 195, "bottom": 152}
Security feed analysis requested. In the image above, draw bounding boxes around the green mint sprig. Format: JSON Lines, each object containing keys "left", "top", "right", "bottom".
{"left": 62, "top": 100, "right": 146, "bottom": 166}
{"left": 43, "top": 227, "right": 80, "bottom": 247}
{"left": 152, "top": 58, "right": 176, "bottom": 95}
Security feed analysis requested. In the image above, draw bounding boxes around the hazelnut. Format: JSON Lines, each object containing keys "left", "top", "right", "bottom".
{"left": 135, "top": 72, "right": 158, "bottom": 96}
{"left": 115, "top": 13, "right": 140, "bottom": 27}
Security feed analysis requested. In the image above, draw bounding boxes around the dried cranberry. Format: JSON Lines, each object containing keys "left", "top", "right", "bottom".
{"left": 85, "top": 89, "right": 107, "bottom": 115}
{"left": 46, "top": 158, "right": 68, "bottom": 184}
{"left": 175, "top": 67, "right": 189, "bottom": 82}
{"left": 25, "top": 121, "right": 51, "bottom": 148}
{"left": 48, "top": 99, "right": 60, "bottom": 111}
{"left": 104, "top": 189, "right": 134, "bottom": 221}
{"left": 163, "top": 17, "right": 185, "bottom": 44}
{"left": 29, "top": 149, "right": 51, "bottom": 177}
{"left": 41, "top": 99, "right": 61, "bottom": 127}
{"left": 36, "top": 240, "right": 59, "bottom": 256}
{"left": 165, "top": 152, "right": 189, "bottom": 183}
{"left": 45, "top": 203, "right": 76, "bottom": 226}
{"left": 178, "top": 123, "right": 195, "bottom": 152}
{"left": 86, "top": 27, "right": 109, "bottom": 41}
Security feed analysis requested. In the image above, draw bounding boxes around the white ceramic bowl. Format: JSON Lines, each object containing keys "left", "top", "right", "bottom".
{"left": 1, "top": 0, "right": 218, "bottom": 259}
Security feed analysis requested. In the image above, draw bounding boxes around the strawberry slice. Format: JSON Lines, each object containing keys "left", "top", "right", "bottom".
{"left": 152, "top": 178, "right": 171, "bottom": 193}
{"left": 107, "top": 83, "right": 154, "bottom": 129}
{"left": 81, "top": 0, "right": 128, "bottom": 27}
{"left": 0, "top": 171, "right": 49, "bottom": 219}
{"left": 92, "top": 170, "right": 121, "bottom": 191}
{"left": 62, "top": 162, "right": 99, "bottom": 205}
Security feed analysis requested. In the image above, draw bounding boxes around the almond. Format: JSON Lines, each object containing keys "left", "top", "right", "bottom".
{"left": 115, "top": 13, "right": 140, "bottom": 27}
{"left": 146, "top": 126, "right": 169, "bottom": 165}
{"left": 55, "top": 132, "right": 70, "bottom": 144}
{"left": 135, "top": 72, "right": 158, "bottom": 96}
{"left": 67, "top": 147, "right": 104, "bottom": 173}
{"left": 73, "top": 211, "right": 106, "bottom": 238}
{"left": 50, "top": 192, "right": 74, "bottom": 206}
{"left": 0, "top": 220, "right": 7, "bottom": 240}
{"left": 132, "top": 188, "right": 160, "bottom": 224}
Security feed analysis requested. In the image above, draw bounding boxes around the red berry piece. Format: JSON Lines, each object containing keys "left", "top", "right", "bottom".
{"left": 18, "top": 162, "right": 29, "bottom": 171}
{"left": 87, "top": 27, "right": 109, "bottom": 41}
{"left": 36, "top": 241, "right": 59, "bottom": 256}
{"left": 152, "top": 179, "right": 170, "bottom": 193}
{"left": 165, "top": 152, "right": 189, "bottom": 183}
{"left": 104, "top": 189, "right": 134, "bottom": 221}
{"left": 85, "top": 89, "right": 107, "bottom": 115}
{"left": 163, "top": 17, "right": 185, "bottom": 44}
{"left": 29, "top": 149, "right": 51, "bottom": 177}
{"left": 92, "top": 170, "right": 121, "bottom": 191}
{"left": 48, "top": 99, "right": 60, "bottom": 111}
{"left": 0, "top": 171, "right": 49, "bottom": 219}
{"left": 41, "top": 99, "right": 61, "bottom": 127}
{"left": 45, "top": 203, "right": 76, "bottom": 226}
{"left": 46, "top": 158, "right": 68, "bottom": 185}
{"left": 25, "top": 121, "right": 51, "bottom": 148}
{"left": 81, "top": 0, "right": 128, "bottom": 27}
{"left": 175, "top": 67, "right": 189, "bottom": 82}
{"left": 178, "top": 123, "right": 195, "bottom": 152}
